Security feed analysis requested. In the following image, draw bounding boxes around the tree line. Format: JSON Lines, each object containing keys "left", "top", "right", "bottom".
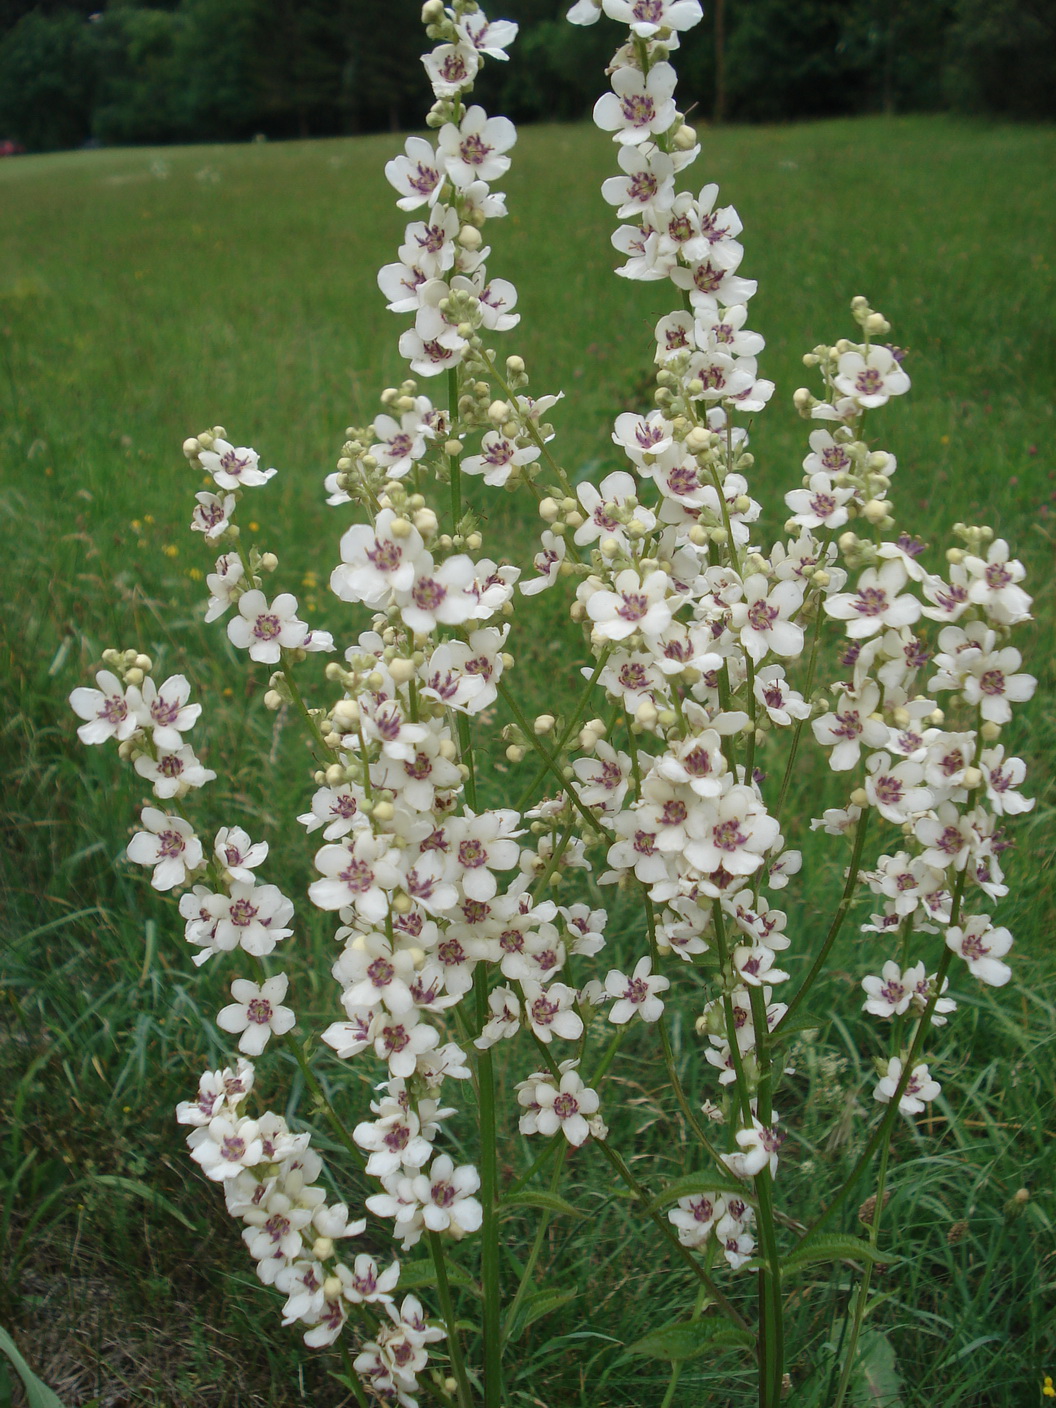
{"left": 1, "top": 0, "right": 1053, "bottom": 153}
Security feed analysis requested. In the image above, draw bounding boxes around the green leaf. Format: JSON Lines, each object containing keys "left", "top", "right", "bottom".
{"left": 505, "top": 1287, "right": 578, "bottom": 1344}
{"left": 784, "top": 1234, "right": 896, "bottom": 1277}
{"left": 625, "top": 1318, "right": 754, "bottom": 1362}
{"left": 770, "top": 1010, "right": 826, "bottom": 1043}
{"left": 848, "top": 1329, "right": 905, "bottom": 1407}
{"left": 642, "top": 1171, "right": 751, "bottom": 1215}
{"left": 501, "top": 1190, "right": 584, "bottom": 1220}
{"left": 394, "top": 1260, "right": 476, "bottom": 1294}
{"left": 0, "top": 1329, "right": 69, "bottom": 1408}
{"left": 87, "top": 1174, "right": 196, "bottom": 1232}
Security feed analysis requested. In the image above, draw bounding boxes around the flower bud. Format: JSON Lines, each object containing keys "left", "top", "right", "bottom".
{"left": 636, "top": 700, "right": 658, "bottom": 727}
{"left": 506, "top": 744, "right": 526, "bottom": 763}
{"left": 850, "top": 787, "right": 869, "bottom": 808}
{"left": 312, "top": 1237, "right": 334, "bottom": 1261}
{"left": 458, "top": 224, "right": 482, "bottom": 250}
{"left": 534, "top": 714, "right": 556, "bottom": 735}
{"left": 390, "top": 516, "right": 413, "bottom": 539}
{"left": 445, "top": 439, "right": 463, "bottom": 457}
{"left": 264, "top": 690, "right": 283, "bottom": 711}
{"left": 980, "top": 720, "right": 1000, "bottom": 741}
{"left": 182, "top": 437, "right": 202, "bottom": 460}
{"left": 413, "top": 507, "right": 438, "bottom": 537}
{"left": 323, "top": 1276, "right": 342, "bottom": 1300}
{"left": 259, "top": 551, "right": 278, "bottom": 571}
{"left": 672, "top": 124, "right": 697, "bottom": 150}
{"left": 488, "top": 400, "right": 509, "bottom": 424}
{"left": 685, "top": 426, "right": 710, "bottom": 454}
{"left": 539, "top": 497, "right": 560, "bottom": 523}
{"left": 861, "top": 498, "right": 887, "bottom": 524}
{"left": 326, "top": 764, "right": 346, "bottom": 788}
{"left": 389, "top": 657, "right": 417, "bottom": 685}
{"left": 506, "top": 355, "right": 525, "bottom": 375}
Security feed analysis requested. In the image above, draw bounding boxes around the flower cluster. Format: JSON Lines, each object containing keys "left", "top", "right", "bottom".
{"left": 67, "top": 0, "right": 1036, "bottom": 1396}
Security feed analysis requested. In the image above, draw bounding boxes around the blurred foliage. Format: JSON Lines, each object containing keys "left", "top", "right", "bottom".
{"left": 0, "top": 0, "right": 1054, "bottom": 151}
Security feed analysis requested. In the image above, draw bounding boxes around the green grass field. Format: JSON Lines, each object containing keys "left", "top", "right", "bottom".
{"left": 1, "top": 114, "right": 1054, "bottom": 1406}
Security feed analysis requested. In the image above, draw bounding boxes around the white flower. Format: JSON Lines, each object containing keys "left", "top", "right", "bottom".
{"left": 593, "top": 63, "right": 678, "bottom": 146}
{"left": 204, "top": 552, "right": 244, "bottom": 622}
{"left": 310, "top": 833, "right": 402, "bottom": 921}
{"left": 422, "top": 41, "right": 480, "bottom": 98}
{"left": 729, "top": 575, "right": 804, "bottom": 664}
{"left": 133, "top": 744, "right": 215, "bottom": 798}
{"left": 586, "top": 567, "right": 673, "bottom": 641}
{"left": 437, "top": 105, "right": 516, "bottom": 188}
{"left": 128, "top": 673, "right": 201, "bottom": 750}
{"left": 945, "top": 915, "right": 1013, "bottom": 986}
{"left": 126, "top": 808, "right": 203, "bottom": 890}
{"left": 962, "top": 538, "right": 1032, "bottom": 625}
{"left": 227, "top": 590, "right": 308, "bottom": 664}
{"left": 461, "top": 429, "right": 538, "bottom": 486}
{"left": 385, "top": 136, "right": 443, "bottom": 210}
{"left": 189, "top": 1113, "right": 264, "bottom": 1181}
{"left": 217, "top": 974, "right": 295, "bottom": 1056}
{"left": 861, "top": 960, "right": 915, "bottom": 1018}
{"left": 456, "top": 12, "right": 519, "bottom": 60}
{"left": 519, "top": 1061, "right": 602, "bottom": 1147}
{"left": 396, "top": 552, "right": 480, "bottom": 635}
{"left": 833, "top": 346, "right": 910, "bottom": 407}
{"left": 199, "top": 439, "right": 276, "bottom": 490}
{"left": 412, "top": 1154, "right": 483, "bottom": 1236}
{"left": 297, "top": 783, "right": 366, "bottom": 838}
{"left": 602, "top": 145, "right": 676, "bottom": 218}
{"left": 960, "top": 646, "right": 1036, "bottom": 724}
{"left": 190, "top": 490, "right": 237, "bottom": 540}
{"left": 825, "top": 559, "right": 921, "bottom": 639}
{"left": 69, "top": 670, "right": 138, "bottom": 745}
{"left": 603, "top": 0, "right": 703, "bottom": 34}
{"left": 722, "top": 1117, "right": 782, "bottom": 1179}
{"left": 521, "top": 979, "right": 583, "bottom": 1042}
{"left": 604, "top": 956, "right": 670, "bottom": 1024}
{"left": 214, "top": 825, "right": 269, "bottom": 884}
{"left": 874, "top": 1058, "right": 940, "bottom": 1115}
{"left": 205, "top": 880, "right": 295, "bottom": 958}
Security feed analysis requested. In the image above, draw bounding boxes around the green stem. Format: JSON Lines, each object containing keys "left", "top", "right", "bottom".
{"left": 830, "top": 1130, "right": 893, "bottom": 1408}
{"left": 281, "top": 652, "right": 338, "bottom": 763}
{"left": 476, "top": 347, "right": 576, "bottom": 501}
{"left": 473, "top": 968, "right": 502, "bottom": 1406}
{"left": 281, "top": 1028, "right": 366, "bottom": 1173}
{"left": 597, "top": 1142, "right": 754, "bottom": 1342}
{"left": 339, "top": 1339, "right": 371, "bottom": 1408}
{"left": 775, "top": 807, "right": 870, "bottom": 1032}
{"left": 748, "top": 985, "right": 783, "bottom": 1408}
{"left": 798, "top": 943, "right": 956, "bottom": 1249}
{"left": 497, "top": 678, "right": 612, "bottom": 842}
{"left": 515, "top": 646, "right": 612, "bottom": 814}
{"left": 502, "top": 1139, "right": 564, "bottom": 1340}
{"left": 427, "top": 1231, "right": 475, "bottom": 1408}
{"left": 448, "top": 365, "right": 462, "bottom": 529}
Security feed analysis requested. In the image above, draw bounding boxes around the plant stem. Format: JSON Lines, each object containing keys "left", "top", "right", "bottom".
{"left": 748, "top": 985, "right": 783, "bottom": 1408}
{"left": 596, "top": 1142, "right": 754, "bottom": 1341}
{"left": 830, "top": 1129, "right": 893, "bottom": 1408}
{"left": 775, "top": 807, "right": 870, "bottom": 1033}
{"left": 473, "top": 968, "right": 502, "bottom": 1407}
{"left": 339, "top": 1339, "right": 371, "bottom": 1408}
{"left": 427, "top": 1230, "right": 475, "bottom": 1408}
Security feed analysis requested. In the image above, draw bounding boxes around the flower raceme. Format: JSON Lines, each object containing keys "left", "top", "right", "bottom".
{"left": 68, "top": 0, "right": 1036, "bottom": 1401}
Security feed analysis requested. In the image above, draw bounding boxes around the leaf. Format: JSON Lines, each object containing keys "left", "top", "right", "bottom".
{"left": 848, "top": 1329, "right": 905, "bottom": 1407}
{"left": 624, "top": 1318, "right": 754, "bottom": 1362}
{"left": 87, "top": 1174, "right": 196, "bottom": 1231}
{"left": 770, "top": 1010, "right": 826, "bottom": 1043}
{"left": 393, "top": 1260, "right": 476, "bottom": 1294}
{"left": 784, "top": 1234, "right": 897, "bottom": 1277}
{"left": 505, "top": 1288, "right": 578, "bottom": 1344}
{"left": 0, "top": 1329, "right": 69, "bottom": 1408}
{"left": 642, "top": 1171, "right": 751, "bottom": 1215}
{"left": 501, "top": 1190, "right": 584, "bottom": 1220}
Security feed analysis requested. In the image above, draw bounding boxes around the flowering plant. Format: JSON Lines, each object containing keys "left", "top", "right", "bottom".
{"left": 69, "top": 2, "right": 1036, "bottom": 1405}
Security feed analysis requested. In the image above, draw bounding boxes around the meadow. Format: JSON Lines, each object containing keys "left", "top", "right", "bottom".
{"left": 0, "top": 113, "right": 1054, "bottom": 1406}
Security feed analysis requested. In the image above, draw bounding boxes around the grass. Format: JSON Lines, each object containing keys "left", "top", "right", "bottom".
{"left": 1, "top": 112, "right": 1055, "bottom": 1406}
